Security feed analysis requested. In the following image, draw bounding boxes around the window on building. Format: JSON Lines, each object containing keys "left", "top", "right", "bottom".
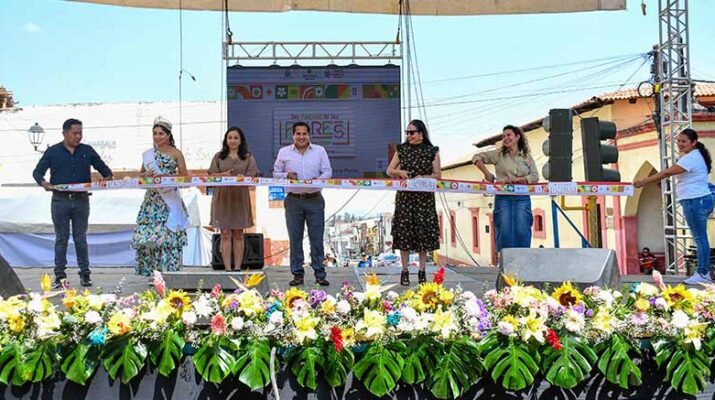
{"left": 450, "top": 211, "right": 456, "bottom": 247}
{"left": 533, "top": 208, "right": 546, "bottom": 239}
{"left": 438, "top": 213, "right": 444, "bottom": 242}
{"left": 470, "top": 208, "right": 480, "bottom": 253}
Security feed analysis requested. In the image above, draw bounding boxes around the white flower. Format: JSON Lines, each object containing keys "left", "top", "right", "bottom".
{"left": 637, "top": 283, "right": 659, "bottom": 297}
{"left": 352, "top": 292, "right": 366, "bottom": 304}
{"left": 564, "top": 309, "right": 585, "bottom": 334}
{"left": 597, "top": 290, "right": 615, "bottom": 308}
{"left": 182, "top": 311, "right": 197, "bottom": 326}
{"left": 671, "top": 310, "right": 689, "bottom": 329}
{"left": 268, "top": 311, "right": 284, "bottom": 326}
{"left": 84, "top": 310, "right": 102, "bottom": 325}
{"left": 654, "top": 297, "right": 668, "bottom": 310}
{"left": 386, "top": 291, "right": 399, "bottom": 302}
{"left": 100, "top": 294, "right": 118, "bottom": 304}
{"left": 28, "top": 295, "right": 44, "bottom": 313}
{"left": 231, "top": 316, "right": 245, "bottom": 331}
{"left": 336, "top": 300, "right": 351, "bottom": 315}
{"left": 87, "top": 295, "right": 104, "bottom": 310}
{"left": 413, "top": 313, "right": 432, "bottom": 332}
{"left": 461, "top": 291, "right": 477, "bottom": 303}
{"left": 36, "top": 312, "right": 61, "bottom": 339}
{"left": 193, "top": 296, "right": 214, "bottom": 318}
{"left": 463, "top": 300, "right": 480, "bottom": 318}
{"left": 497, "top": 321, "right": 515, "bottom": 336}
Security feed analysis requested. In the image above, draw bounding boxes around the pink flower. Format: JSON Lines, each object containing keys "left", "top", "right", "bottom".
{"left": 652, "top": 270, "right": 666, "bottom": 291}
{"left": 211, "top": 314, "right": 227, "bottom": 335}
{"left": 153, "top": 271, "right": 166, "bottom": 298}
{"left": 211, "top": 284, "right": 222, "bottom": 299}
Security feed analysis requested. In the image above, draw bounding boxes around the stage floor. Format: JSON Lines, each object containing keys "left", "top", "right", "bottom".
{"left": 12, "top": 265, "right": 689, "bottom": 297}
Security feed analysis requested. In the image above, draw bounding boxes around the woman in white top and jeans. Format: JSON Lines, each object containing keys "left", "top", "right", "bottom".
{"left": 635, "top": 129, "right": 714, "bottom": 284}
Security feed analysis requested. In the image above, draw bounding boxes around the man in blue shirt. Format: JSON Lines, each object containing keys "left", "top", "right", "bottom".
{"left": 32, "top": 118, "right": 113, "bottom": 288}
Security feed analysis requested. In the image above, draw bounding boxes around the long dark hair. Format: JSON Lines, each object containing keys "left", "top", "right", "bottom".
{"left": 404, "top": 119, "right": 433, "bottom": 146}
{"left": 219, "top": 127, "right": 249, "bottom": 160}
{"left": 500, "top": 124, "right": 530, "bottom": 155}
{"left": 680, "top": 128, "right": 712, "bottom": 173}
{"left": 153, "top": 124, "right": 175, "bottom": 147}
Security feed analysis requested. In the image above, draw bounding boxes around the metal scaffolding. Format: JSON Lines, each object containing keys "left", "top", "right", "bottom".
{"left": 224, "top": 41, "right": 401, "bottom": 63}
{"left": 658, "top": 0, "right": 693, "bottom": 274}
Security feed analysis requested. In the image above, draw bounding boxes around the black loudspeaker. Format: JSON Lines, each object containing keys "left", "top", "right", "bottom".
{"left": 0, "top": 254, "right": 25, "bottom": 297}
{"left": 211, "top": 233, "right": 265, "bottom": 270}
{"left": 496, "top": 248, "right": 620, "bottom": 290}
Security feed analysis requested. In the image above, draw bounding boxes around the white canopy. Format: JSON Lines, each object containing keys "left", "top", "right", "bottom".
{"left": 68, "top": 0, "right": 625, "bottom": 15}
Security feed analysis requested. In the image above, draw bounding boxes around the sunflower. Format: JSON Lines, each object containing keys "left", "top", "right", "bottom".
{"left": 661, "top": 284, "right": 695, "bottom": 311}
{"left": 165, "top": 290, "right": 191, "bottom": 312}
{"left": 284, "top": 287, "right": 308, "bottom": 308}
{"left": 415, "top": 282, "right": 441, "bottom": 312}
{"left": 552, "top": 282, "right": 583, "bottom": 307}
{"left": 501, "top": 272, "right": 521, "bottom": 287}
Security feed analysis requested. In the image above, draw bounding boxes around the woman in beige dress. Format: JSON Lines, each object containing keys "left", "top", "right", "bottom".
{"left": 208, "top": 127, "right": 260, "bottom": 271}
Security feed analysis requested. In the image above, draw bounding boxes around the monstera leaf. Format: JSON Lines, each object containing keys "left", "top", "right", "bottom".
{"left": 323, "top": 344, "right": 354, "bottom": 388}
{"left": 102, "top": 336, "right": 148, "bottom": 384}
{"left": 481, "top": 333, "right": 540, "bottom": 391}
{"left": 401, "top": 339, "right": 436, "bottom": 385}
{"left": 192, "top": 337, "right": 238, "bottom": 384}
{"left": 233, "top": 339, "right": 272, "bottom": 390}
{"left": 595, "top": 334, "right": 642, "bottom": 389}
{"left": 149, "top": 329, "right": 185, "bottom": 377}
{"left": 542, "top": 334, "right": 597, "bottom": 389}
{"left": 352, "top": 341, "right": 406, "bottom": 397}
{"left": 61, "top": 343, "right": 101, "bottom": 385}
{"left": 0, "top": 343, "right": 27, "bottom": 386}
{"left": 23, "top": 341, "right": 57, "bottom": 383}
{"left": 288, "top": 345, "right": 323, "bottom": 390}
{"left": 654, "top": 339, "right": 710, "bottom": 395}
{"left": 427, "top": 337, "right": 482, "bottom": 399}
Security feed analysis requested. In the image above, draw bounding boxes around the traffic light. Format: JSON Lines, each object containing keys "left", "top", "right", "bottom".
{"left": 580, "top": 117, "right": 620, "bottom": 182}
{"left": 541, "top": 108, "right": 573, "bottom": 182}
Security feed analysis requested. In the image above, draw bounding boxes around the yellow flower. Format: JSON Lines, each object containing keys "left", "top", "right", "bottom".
{"left": 661, "top": 285, "right": 695, "bottom": 312}
{"left": 320, "top": 298, "right": 336, "bottom": 315}
{"left": 552, "top": 282, "right": 583, "bottom": 307}
{"left": 236, "top": 290, "right": 264, "bottom": 317}
{"left": 293, "top": 316, "right": 319, "bottom": 344}
{"left": 8, "top": 314, "right": 25, "bottom": 333}
{"left": 502, "top": 315, "right": 519, "bottom": 330}
{"left": 501, "top": 272, "right": 520, "bottom": 287}
{"left": 431, "top": 309, "right": 457, "bottom": 338}
{"left": 438, "top": 289, "right": 454, "bottom": 305}
{"left": 62, "top": 289, "right": 79, "bottom": 310}
{"left": 165, "top": 290, "right": 191, "bottom": 312}
{"left": 244, "top": 273, "right": 265, "bottom": 289}
{"left": 0, "top": 297, "right": 24, "bottom": 321}
{"left": 342, "top": 328, "right": 355, "bottom": 345}
{"left": 284, "top": 287, "right": 308, "bottom": 308}
{"left": 415, "top": 282, "right": 441, "bottom": 312}
{"left": 222, "top": 294, "right": 239, "bottom": 309}
{"left": 593, "top": 308, "right": 616, "bottom": 334}
{"left": 108, "top": 312, "right": 132, "bottom": 335}
{"left": 634, "top": 298, "right": 650, "bottom": 312}
{"left": 685, "top": 321, "right": 707, "bottom": 350}
{"left": 40, "top": 274, "right": 52, "bottom": 293}
{"left": 365, "top": 272, "right": 380, "bottom": 286}
{"left": 356, "top": 309, "right": 386, "bottom": 339}
{"left": 519, "top": 311, "right": 546, "bottom": 343}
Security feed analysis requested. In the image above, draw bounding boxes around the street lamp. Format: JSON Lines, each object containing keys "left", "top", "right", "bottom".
{"left": 27, "top": 123, "right": 45, "bottom": 153}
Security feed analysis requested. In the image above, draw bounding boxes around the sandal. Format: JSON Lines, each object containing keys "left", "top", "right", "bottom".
{"left": 400, "top": 269, "right": 410, "bottom": 286}
{"left": 418, "top": 270, "right": 427, "bottom": 284}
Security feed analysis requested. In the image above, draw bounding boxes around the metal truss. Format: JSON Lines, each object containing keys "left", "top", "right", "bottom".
{"left": 658, "top": 0, "right": 693, "bottom": 274}
{"left": 224, "top": 41, "right": 402, "bottom": 63}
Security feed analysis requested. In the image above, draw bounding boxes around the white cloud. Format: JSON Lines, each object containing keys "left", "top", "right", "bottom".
{"left": 22, "top": 22, "right": 41, "bottom": 34}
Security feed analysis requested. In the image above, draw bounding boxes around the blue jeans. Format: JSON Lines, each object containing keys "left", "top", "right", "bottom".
{"left": 494, "top": 195, "right": 533, "bottom": 252}
{"left": 681, "top": 194, "right": 715, "bottom": 275}
{"left": 51, "top": 193, "right": 91, "bottom": 279}
{"left": 285, "top": 194, "right": 327, "bottom": 279}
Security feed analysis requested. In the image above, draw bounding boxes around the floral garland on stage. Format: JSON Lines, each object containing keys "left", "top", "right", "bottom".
{"left": 0, "top": 270, "right": 713, "bottom": 397}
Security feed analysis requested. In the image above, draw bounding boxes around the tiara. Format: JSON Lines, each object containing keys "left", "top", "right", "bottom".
{"left": 153, "top": 115, "right": 172, "bottom": 132}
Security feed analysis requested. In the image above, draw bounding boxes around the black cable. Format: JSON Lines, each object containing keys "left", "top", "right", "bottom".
{"left": 437, "top": 192, "right": 482, "bottom": 267}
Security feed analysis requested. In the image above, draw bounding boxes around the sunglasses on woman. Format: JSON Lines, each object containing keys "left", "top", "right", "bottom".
{"left": 405, "top": 130, "right": 419, "bottom": 136}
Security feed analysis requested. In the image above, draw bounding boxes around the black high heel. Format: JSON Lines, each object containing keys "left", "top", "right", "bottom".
{"left": 418, "top": 270, "right": 427, "bottom": 284}
{"left": 400, "top": 269, "right": 410, "bottom": 286}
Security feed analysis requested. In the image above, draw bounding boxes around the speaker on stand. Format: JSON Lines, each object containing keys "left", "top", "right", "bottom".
{"left": 211, "top": 232, "right": 265, "bottom": 270}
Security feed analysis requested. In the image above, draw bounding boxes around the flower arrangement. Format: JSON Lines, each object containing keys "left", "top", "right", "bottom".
{"left": 1, "top": 270, "right": 714, "bottom": 397}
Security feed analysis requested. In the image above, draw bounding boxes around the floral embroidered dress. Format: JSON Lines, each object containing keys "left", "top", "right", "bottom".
{"left": 131, "top": 151, "right": 188, "bottom": 276}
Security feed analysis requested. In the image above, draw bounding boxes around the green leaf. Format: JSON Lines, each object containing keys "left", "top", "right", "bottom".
{"left": 101, "top": 336, "right": 148, "bottom": 384}
{"left": 353, "top": 342, "right": 405, "bottom": 397}
{"left": 401, "top": 339, "right": 435, "bottom": 385}
{"left": 61, "top": 343, "right": 100, "bottom": 385}
{"left": 288, "top": 345, "right": 323, "bottom": 390}
{"left": 233, "top": 339, "right": 271, "bottom": 390}
{"left": 23, "top": 341, "right": 57, "bottom": 383}
{"left": 542, "top": 335, "right": 596, "bottom": 389}
{"left": 482, "top": 336, "right": 539, "bottom": 391}
{"left": 0, "top": 343, "right": 27, "bottom": 386}
{"left": 427, "top": 337, "right": 482, "bottom": 399}
{"left": 149, "top": 330, "right": 185, "bottom": 377}
{"left": 664, "top": 347, "right": 710, "bottom": 395}
{"left": 322, "top": 344, "right": 354, "bottom": 388}
{"left": 192, "top": 337, "right": 237, "bottom": 384}
{"left": 596, "top": 334, "right": 642, "bottom": 389}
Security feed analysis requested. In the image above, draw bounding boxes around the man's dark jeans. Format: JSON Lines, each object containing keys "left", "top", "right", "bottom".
{"left": 285, "top": 193, "right": 327, "bottom": 280}
{"left": 51, "top": 192, "right": 91, "bottom": 279}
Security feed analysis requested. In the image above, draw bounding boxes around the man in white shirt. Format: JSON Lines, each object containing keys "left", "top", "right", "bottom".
{"left": 273, "top": 122, "right": 332, "bottom": 286}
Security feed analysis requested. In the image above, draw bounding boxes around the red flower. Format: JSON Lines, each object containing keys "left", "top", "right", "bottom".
{"left": 211, "top": 284, "right": 222, "bottom": 298}
{"left": 383, "top": 301, "right": 393, "bottom": 313}
{"left": 546, "top": 329, "right": 562, "bottom": 350}
{"left": 433, "top": 266, "right": 445, "bottom": 285}
{"left": 330, "top": 326, "right": 344, "bottom": 353}
{"left": 211, "top": 314, "right": 227, "bottom": 335}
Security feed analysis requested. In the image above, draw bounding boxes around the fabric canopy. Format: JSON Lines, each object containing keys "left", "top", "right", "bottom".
{"left": 68, "top": 0, "right": 626, "bottom": 15}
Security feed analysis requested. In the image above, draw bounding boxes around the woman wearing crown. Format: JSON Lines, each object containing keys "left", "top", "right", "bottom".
{"left": 130, "top": 116, "right": 190, "bottom": 276}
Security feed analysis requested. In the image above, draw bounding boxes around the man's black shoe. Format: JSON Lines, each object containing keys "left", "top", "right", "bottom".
{"left": 289, "top": 276, "right": 304, "bottom": 286}
{"left": 316, "top": 278, "right": 330, "bottom": 287}
{"left": 80, "top": 276, "right": 92, "bottom": 287}
{"left": 52, "top": 279, "right": 64, "bottom": 290}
